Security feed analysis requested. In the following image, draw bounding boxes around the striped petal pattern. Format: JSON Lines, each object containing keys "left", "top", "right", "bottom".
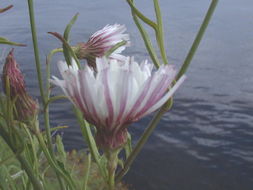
{"left": 51, "top": 57, "right": 185, "bottom": 149}
{"left": 75, "top": 24, "right": 130, "bottom": 68}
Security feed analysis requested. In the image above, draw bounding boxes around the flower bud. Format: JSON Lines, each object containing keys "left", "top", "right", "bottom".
{"left": 2, "top": 49, "right": 39, "bottom": 121}
{"left": 73, "top": 24, "right": 130, "bottom": 69}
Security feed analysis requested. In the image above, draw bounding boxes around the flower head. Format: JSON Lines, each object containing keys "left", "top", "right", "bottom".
{"left": 2, "top": 49, "right": 39, "bottom": 121}
{"left": 51, "top": 57, "right": 185, "bottom": 150}
{"left": 74, "top": 24, "right": 130, "bottom": 68}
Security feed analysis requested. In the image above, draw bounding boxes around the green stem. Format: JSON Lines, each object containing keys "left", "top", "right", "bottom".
{"left": 176, "top": 0, "right": 219, "bottom": 80}
{"left": 26, "top": 5, "right": 64, "bottom": 188}
{"left": 45, "top": 48, "right": 66, "bottom": 189}
{"left": 116, "top": 0, "right": 219, "bottom": 182}
{"left": 129, "top": 0, "right": 160, "bottom": 68}
{"left": 126, "top": 0, "right": 157, "bottom": 29}
{"left": 46, "top": 48, "right": 63, "bottom": 99}
{"left": 27, "top": 0, "right": 45, "bottom": 105}
{"left": 75, "top": 108, "right": 107, "bottom": 180}
{"left": 106, "top": 150, "right": 119, "bottom": 190}
{"left": 115, "top": 109, "right": 165, "bottom": 182}
{"left": 26, "top": 5, "right": 67, "bottom": 189}
{"left": 153, "top": 0, "right": 169, "bottom": 65}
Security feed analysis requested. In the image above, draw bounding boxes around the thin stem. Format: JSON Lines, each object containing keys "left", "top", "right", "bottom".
{"left": 27, "top": 1, "right": 68, "bottom": 187}
{"left": 116, "top": 0, "right": 219, "bottom": 182}
{"left": 45, "top": 48, "right": 66, "bottom": 189}
{"left": 106, "top": 150, "right": 119, "bottom": 190}
{"left": 46, "top": 48, "right": 63, "bottom": 99}
{"left": 176, "top": 0, "right": 219, "bottom": 80}
{"left": 27, "top": 0, "right": 45, "bottom": 105}
{"left": 126, "top": 0, "right": 157, "bottom": 29}
{"left": 129, "top": 0, "right": 160, "bottom": 68}
{"left": 115, "top": 109, "right": 164, "bottom": 182}
{"left": 153, "top": 0, "right": 169, "bottom": 65}
{"left": 75, "top": 108, "right": 107, "bottom": 180}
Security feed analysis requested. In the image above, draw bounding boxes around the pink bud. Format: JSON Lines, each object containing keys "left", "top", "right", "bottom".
{"left": 2, "top": 49, "right": 39, "bottom": 121}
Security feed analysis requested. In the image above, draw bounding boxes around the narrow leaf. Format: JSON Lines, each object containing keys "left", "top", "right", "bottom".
{"left": 0, "top": 37, "right": 26, "bottom": 46}
{"left": 63, "top": 13, "right": 79, "bottom": 66}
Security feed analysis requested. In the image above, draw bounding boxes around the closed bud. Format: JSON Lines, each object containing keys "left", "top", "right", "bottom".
{"left": 2, "top": 49, "right": 39, "bottom": 121}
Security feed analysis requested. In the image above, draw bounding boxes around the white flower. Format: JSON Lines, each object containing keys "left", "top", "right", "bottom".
{"left": 51, "top": 57, "right": 185, "bottom": 149}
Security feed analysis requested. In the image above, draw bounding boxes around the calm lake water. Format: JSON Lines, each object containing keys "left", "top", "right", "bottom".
{"left": 1, "top": 0, "right": 253, "bottom": 189}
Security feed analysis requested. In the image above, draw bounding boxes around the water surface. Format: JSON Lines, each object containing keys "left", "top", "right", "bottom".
{"left": 0, "top": 0, "right": 253, "bottom": 189}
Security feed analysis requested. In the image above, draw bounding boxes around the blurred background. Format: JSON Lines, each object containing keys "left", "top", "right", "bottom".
{"left": 0, "top": 0, "right": 253, "bottom": 189}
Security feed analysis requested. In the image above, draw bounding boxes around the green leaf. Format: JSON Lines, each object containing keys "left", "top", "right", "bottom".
{"left": 64, "top": 13, "right": 79, "bottom": 41}
{"left": 0, "top": 37, "right": 26, "bottom": 46}
{"left": 63, "top": 13, "right": 79, "bottom": 66}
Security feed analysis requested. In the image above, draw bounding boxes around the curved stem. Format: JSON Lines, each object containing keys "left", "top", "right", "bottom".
{"left": 45, "top": 48, "right": 64, "bottom": 155}
{"left": 116, "top": 0, "right": 219, "bottom": 182}
{"left": 126, "top": 0, "right": 157, "bottom": 29}
{"left": 27, "top": 0, "right": 45, "bottom": 105}
{"left": 130, "top": 0, "right": 160, "bottom": 68}
{"left": 115, "top": 109, "right": 164, "bottom": 182}
{"left": 176, "top": 0, "right": 219, "bottom": 80}
{"left": 153, "top": 0, "right": 169, "bottom": 65}
{"left": 46, "top": 48, "right": 63, "bottom": 99}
